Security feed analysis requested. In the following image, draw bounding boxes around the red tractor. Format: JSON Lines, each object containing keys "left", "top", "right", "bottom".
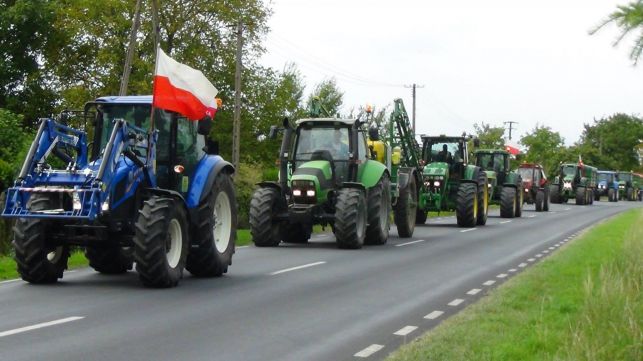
{"left": 517, "top": 163, "right": 549, "bottom": 212}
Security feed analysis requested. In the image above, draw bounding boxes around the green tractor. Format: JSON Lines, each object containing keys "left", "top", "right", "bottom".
{"left": 417, "top": 135, "right": 489, "bottom": 227}
{"left": 249, "top": 100, "right": 416, "bottom": 249}
{"left": 550, "top": 162, "right": 598, "bottom": 205}
{"left": 616, "top": 171, "right": 641, "bottom": 201}
{"left": 473, "top": 149, "right": 524, "bottom": 218}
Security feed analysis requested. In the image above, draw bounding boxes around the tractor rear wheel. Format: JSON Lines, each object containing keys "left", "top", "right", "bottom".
{"left": 85, "top": 246, "right": 133, "bottom": 274}
{"left": 365, "top": 175, "right": 391, "bottom": 245}
{"left": 13, "top": 194, "right": 69, "bottom": 284}
{"left": 515, "top": 185, "right": 523, "bottom": 217}
{"left": 335, "top": 188, "right": 367, "bottom": 249}
{"left": 134, "top": 197, "right": 189, "bottom": 288}
{"left": 476, "top": 173, "right": 488, "bottom": 226}
{"left": 535, "top": 190, "right": 544, "bottom": 212}
{"left": 282, "top": 223, "right": 310, "bottom": 244}
{"left": 543, "top": 189, "right": 550, "bottom": 211}
{"left": 608, "top": 188, "right": 616, "bottom": 202}
{"left": 500, "top": 186, "right": 516, "bottom": 218}
{"left": 626, "top": 188, "right": 633, "bottom": 201}
{"left": 394, "top": 175, "right": 417, "bottom": 237}
{"left": 550, "top": 185, "right": 560, "bottom": 204}
{"left": 575, "top": 186, "right": 586, "bottom": 205}
{"left": 456, "top": 182, "right": 478, "bottom": 227}
{"left": 249, "top": 187, "right": 282, "bottom": 247}
{"left": 186, "top": 173, "right": 237, "bottom": 277}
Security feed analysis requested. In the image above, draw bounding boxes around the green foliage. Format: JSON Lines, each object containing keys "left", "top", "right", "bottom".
{"left": 520, "top": 125, "right": 568, "bottom": 178}
{"left": 590, "top": 1, "right": 643, "bottom": 65}
{"left": 473, "top": 122, "right": 505, "bottom": 149}
{"left": 0, "top": 109, "right": 32, "bottom": 190}
{"left": 234, "top": 162, "right": 265, "bottom": 229}
{"left": 306, "top": 78, "right": 344, "bottom": 117}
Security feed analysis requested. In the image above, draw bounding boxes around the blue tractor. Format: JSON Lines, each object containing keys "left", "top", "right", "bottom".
{"left": 595, "top": 170, "right": 618, "bottom": 202}
{"left": 2, "top": 96, "right": 237, "bottom": 287}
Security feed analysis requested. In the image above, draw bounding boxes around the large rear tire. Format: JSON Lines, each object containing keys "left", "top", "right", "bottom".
{"left": 500, "top": 186, "right": 516, "bottom": 218}
{"left": 456, "top": 182, "right": 478, "bottom": 227}
{"left": 13, "top": 194, "right": 69, "bottom": 284}
{"left": 186, "top": 173, "right": 237, "bottom": 277}
{"left": 249, "top": 187, "right": 282, "bottom": 247}
{"left": 515, "top": 185, "right": 523, "bottom": 217}
{"left": 335, "top": 188, "right": 367, "bottom": 249}
{"left": 476, "top": 173, "right": 488, "bottom": 226}
{"left": 543, "top": 188, "right": 550, "bottom": 211}
{"left": 85, "top": 246, "right": 133, "bottom": 274}
{"left": 535, "top": 190, "right": 544, "bottom": 212}
{"left": 394, "top": 175, "right": 417, "bottom": 237}
{"left": 626, "top": 188, "right": 633, "bottom": 201}
{"left": 575, "top": 186, "right": 586, "bottom": 205}
{"left": 134, "top": 197, "right": 189, "bottom": 288}
{"left": 365, "top": 175, "right": 391, "bottom": 245}
{"left": 608, "top": 188, "right": 616, "bottom": 202}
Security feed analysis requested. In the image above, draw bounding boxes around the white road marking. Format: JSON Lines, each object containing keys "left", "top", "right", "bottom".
{"left": 483, "top": 280, "right": 496, "bottom": 286}
{"left": 394, "top": 326, "right": 418, "bottom": 336}
{"left": 424, "top": 311, "right": 444, "bottom": 320}
{"left": 237, "top": 245, "right": 249, "bottom": 249}
{"left": 549, "top": 247, "right": 555, "bottom": 250}
{"left": 499, "top": 220, "right": 512, "bottom": 224}
{"left": 549, "top": 211, "right": 557, "bottom": 213}
{"left": 460, "top": 228, "right": 477, "bottom": 233}
{"left": 543, "top": 250, "right": 549, "bottom": 254}
{"left": 564, "top": 207, "right": 571, "bottom": 211}
{"left": 448, "top": 299, "right": 464, "bottom": 306}
{"left": 508, "top": 268, "right": 517, "bottom": 273}
{"left": 0, "top": 316, "right": 84, "bottom": 338}
{"left": 396, "top": 239, "right": 426, "bottom": 247}
{"left": 528, "top": 258, "right": 535, "bottom": 262}
{"left": 66, "top": 270, "right": 76, "bottom": 274}
{"left": 536, "top": 254, "right": 542, "bottom": 258}
{"left": 354, "top": 344, "right": 384, "bottom": 358}
{"left": 269, "top": 261, "right": 326, "bottom": 275}
{"left": 466, "top": 288, "right": 481, "bottom": 295}
{"left": 497, "top": 273, "right": 508, "bottom": 278}
{"left": 528, "top": 215, "right": 536, "bottom": 218}
{"left": 518, "top": 263, "right": 528, "bottom": 268}
{"left": 0, "top": 279, "right": 20, "bottom": 285}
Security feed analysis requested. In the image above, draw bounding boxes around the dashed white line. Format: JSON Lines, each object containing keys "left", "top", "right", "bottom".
{"left": 528, "top": 258, "right": 535, "bottom": 262}
{"left": 482, "top": 280, "right": 496, "bottom": 286}
{"left": 269, "top": 261, "right": 326, "bottom": 275}
{"left": 424, "top": 311, "right": 444, "bottom": 320}
{"left": 396, "top": 239, "right": 426, "bottom": 247}
{"left": 518, "top": 263, "right": 528, "bottom": 268}
{"left": 549, "top": 247, "right": 555, "bottom": 250}
{"left": 448, "top": 299, "right": 464, "bottom": 306}
{"left": 543, "top": 250, "right": 549, "bottom": 254}
{"left": 394, "top": 326, "right": 418, "bottom": 336}
{"left": 466, "top": 288, "right": 481, "bottom": 295}
{"left": 499, "top": 220, "right": 512, "bottom": 224}
{"left": 508, "top": 268, "right": 517, "bottom": 273}
{"left": 564, "top": 208, "right": 571, "bottom": 211}
{"left": 237, "top": 245, "right": 249, "bottom": 249}
{"left": 355, "top": 344, "right": 384, "bottom": 358}
{"left": 460, "top": 228, "right": 477, "bottom": 233}
{"left": 528, "top": 215, "right": 537, "bottom": 218}
{"left": 536, "top": 254, "right": 542, "bottom": 258}
{"left": 497, "top": 273, "right": 508, "bottom": 278}
{"left": 0, "top": 316, "right": 84, "bottom": 338}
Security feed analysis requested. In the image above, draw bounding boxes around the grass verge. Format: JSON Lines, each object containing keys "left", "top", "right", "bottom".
{"left": 387, "top": 208, "right": 642, "bottom": 361}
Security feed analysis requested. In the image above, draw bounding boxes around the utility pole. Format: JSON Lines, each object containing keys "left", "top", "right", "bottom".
{"left": 119, "top": 0, "right": 142, "bottom": 96}
{"left": 504, "top": 121, "right": 518, "bottom": 140}
{"left": 151, "top": 0, "right": 160, "bottom": 54}
{"left": 232, "top": 21, "right": 243, "bottom": 169}
{"left": 404, "top": 83, "right": 424, "bottom": 132}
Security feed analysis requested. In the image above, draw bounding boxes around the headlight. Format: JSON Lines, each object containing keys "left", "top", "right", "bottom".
{"left": 293, "top": 189, "right": 302, "bottom": 196}
{"left": 563, "top": 181, "right": 572, "bottom": 190}
{"left": 525, "top": 188, "right": 529, "bottom": 193}
{"left": 72, "top": 192, "right": 82, "bottom": 210}
{"left": 101, "top": 196, "right": 110, "bottom": 212}
{"left": 619, "top": 185, "right": 625, "bottom": 189}
{"left": 306, "top": 190, "right": 315, "bottom": 197}
{"left": 433, "top": 181, "right": 441, "bottom": 187}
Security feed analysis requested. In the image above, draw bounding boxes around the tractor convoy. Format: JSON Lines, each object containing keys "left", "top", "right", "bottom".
{"left": 596, "top": 170, "right": 619, "bottom": 202}
{"left": 473, "top": 149, "right": 523, "bottom": 218}
{"left": 549, "top": 162, "right": 598, "bottom": 205}
{"left": 517, "top": 163, "right": 549, "bottom": 211}
{"left": 616, "top": 171, "right": 641, "bottom": 201}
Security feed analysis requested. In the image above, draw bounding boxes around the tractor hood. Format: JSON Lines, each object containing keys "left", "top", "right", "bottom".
{"left": 290, "top": 160, "right": 334, "bottom": 203}
{"left": 423, "top": 162, "right": 449, "bottom": 178}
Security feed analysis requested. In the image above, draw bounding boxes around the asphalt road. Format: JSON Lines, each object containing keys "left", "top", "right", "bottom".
{"left": 0, "top": 200, "right": 640, "bottom": 361}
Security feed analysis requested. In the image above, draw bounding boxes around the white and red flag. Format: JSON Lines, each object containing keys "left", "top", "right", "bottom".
{"left": 152, "top": 48, "right": 218, "bottom": 120}
{"left": 504, "top": 140, "right": 521, "bottom": 155}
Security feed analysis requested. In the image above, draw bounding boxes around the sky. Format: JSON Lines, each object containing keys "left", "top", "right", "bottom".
{"left": 259, "top": 0, "right": 643, "bottom": 146}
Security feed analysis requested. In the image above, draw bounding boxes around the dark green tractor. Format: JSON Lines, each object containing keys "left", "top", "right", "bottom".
{"left": 616, "top": 171, "right": 641, "bottom": 201}
{"left": 417, "top": 135, "right": 489, "bottom": 227}
{"left": 473, "top": 149, "right": 523, "bottom": 218}
{"left": 249, "top": 116, "right": 399, "bottom": 249}
{"left": 550, "top": 162, "right": 597, "bottom": 205}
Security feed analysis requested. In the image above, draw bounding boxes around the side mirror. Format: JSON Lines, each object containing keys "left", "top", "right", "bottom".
{"left": 268, "top": 125, "right": 279, "bottom": 139}
{"left": 473, "top": 138, "right": 480, "bottom": 147}
{"left": 198, "top": 116, "right": 213, "bottom": 135}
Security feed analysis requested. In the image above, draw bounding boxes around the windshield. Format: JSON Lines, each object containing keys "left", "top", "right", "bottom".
{"left": 618, "top": 173, "right": 632, "bottom": 182}
{"left": 598, "top": 173, "right": 612, "bottom": 182}
{"left": 97, "top": 103, "right": 151, "bottom": 150}
{"left": 517, "top": 168, "right": 534, "bottom": 180}
{"left": 562, "top": 165, "right": 577, "bottom": 177}
{"left": 294, "top": 126, "right": 350, "bottom": 161}
{"left": 476, "top": 153, "right": 506, "bottom": 172}
{"left": 427, "top": 141, "right": 462, "bottom": 163}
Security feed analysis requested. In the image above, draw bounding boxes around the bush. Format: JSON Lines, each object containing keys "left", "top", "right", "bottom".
{"left": 234, "top": 162, "right": 266, "bottom": 229}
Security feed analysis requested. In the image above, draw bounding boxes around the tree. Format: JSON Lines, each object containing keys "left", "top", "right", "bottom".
{"left": 472, "top": 122, "right": 505, "bottom": 149}
{"left": 520, "top": 125, "right": 568, "bottom": 178}
{"left": 305, "top": 78, "right": 344, "bottom": 117}
{"left": 590, "top": 1, "right": 643, "bottom": 65}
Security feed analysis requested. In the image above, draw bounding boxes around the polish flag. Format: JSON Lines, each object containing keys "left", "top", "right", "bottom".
{"left": 504, "top": 140, "right": 521, "bottom": 155}
{"left": 152, "top": 48, "right": 218, "bottom": 120}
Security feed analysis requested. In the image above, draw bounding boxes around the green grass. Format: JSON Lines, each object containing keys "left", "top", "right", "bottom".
{"left": 1, "top": 250, "right": 88, "bottom": 281}
{"left": 387, "top": 208, "right": 642, "bottom": 361}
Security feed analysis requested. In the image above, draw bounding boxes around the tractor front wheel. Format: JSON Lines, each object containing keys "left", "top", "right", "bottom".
{"left": 543, "top": 188, "right": 550, "bottom": 211}
{"left": 249, "top": 187, "right": 282, "bottom": 247}
{"left": 186, "top": 173, "right": 237, "bottom": 277}
{"left": 575, "top": 186, "right": 586, "bottom": 205}
{"left": 476, "top": 173, "right": 488, "bottom": 226}
{"left": 550, "top": 186, "right": 560, "bottom": 204}
{"left": 535, "top": 190, "right": 544, "bottom": 212}
{"left": 500, "top": 186, "right": 516, "bottom": 218}
{"left": 13, "top": 194, "right": 69, "bottom": 284}
{"left": 456, "top": 183, "right": 478, "bottom": 227}
{"left": 394, "top": 175, "right": 417, "bottom": 237}
{"left": 134, "top": 197, "right": 189, "bottom": 288}
{"left": 608, "top": 188, "right": 616, "bottom": 202}
{"left": 365, "top": 175, "right": 391, "bottom": 245}
{"left": 335, "top": 188, "right": 367, "bottom": 249}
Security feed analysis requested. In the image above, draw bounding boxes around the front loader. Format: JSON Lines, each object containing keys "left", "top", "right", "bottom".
{"left": 2, "top": 96, "right": 237, "bottom": 287}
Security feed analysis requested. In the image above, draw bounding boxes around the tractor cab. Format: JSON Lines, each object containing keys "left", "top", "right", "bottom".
{"left": 474, "top": 150, "right": 509, "bottom": 181}
{"left": 421, "top": 136, "right": 468, "bottom": 181}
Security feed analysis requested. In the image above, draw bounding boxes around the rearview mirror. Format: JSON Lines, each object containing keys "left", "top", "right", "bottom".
{"left": 268, "top": 125, "right": 279, "bottom": 139}
{"left": 198, "top": 116, "right": 213, "bottom": 135}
